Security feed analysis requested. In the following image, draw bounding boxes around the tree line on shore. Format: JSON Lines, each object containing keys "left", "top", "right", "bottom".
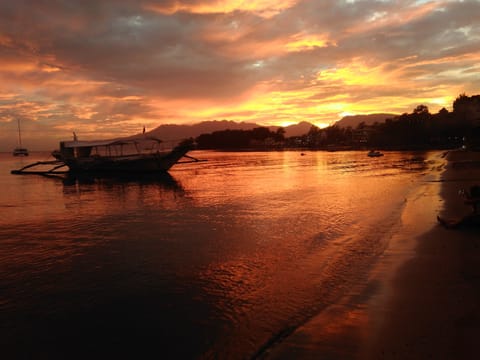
{"left": 194, "top": 94, "right": 480, "bottom": 150}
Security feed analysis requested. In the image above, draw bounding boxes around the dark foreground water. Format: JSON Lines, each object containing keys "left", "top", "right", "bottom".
{"left": 1, "top": 150, "right": 441, "bottom": 359}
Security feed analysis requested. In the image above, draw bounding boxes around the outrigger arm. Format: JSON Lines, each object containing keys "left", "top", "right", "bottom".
{"left": 176, "top": 154, "right": 208, "bottom": 164}
{"left": 11, "top": 160, "right": 68, "bottom": 175}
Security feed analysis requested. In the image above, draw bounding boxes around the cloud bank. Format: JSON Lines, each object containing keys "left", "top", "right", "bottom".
{"left": 1, "top": 0, "right": 479, "bottom": 149}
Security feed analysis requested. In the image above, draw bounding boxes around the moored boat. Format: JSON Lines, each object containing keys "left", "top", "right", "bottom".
{"left": 13, "top": 147, "right": 29, "bottom": 156}
{"left": 367, "top": 150, "right": 384, "bottom": 157}
{"left": 12, "top": 119, "right": 29, "bottom": 156}
{"left": 12, "top": 136, "right": 200, "bottom": 175}
{"left": 51, "top": 137, "right": 195, "bottom": 173}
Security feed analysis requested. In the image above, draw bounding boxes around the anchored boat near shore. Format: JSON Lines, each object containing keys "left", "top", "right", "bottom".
{"left": 367, "top": 150, "right": 384, "bottom": 157}
{"left": 12, "top": 119, "right": 29, "bottom": 156}
{"left": 11, "top": 136, "right": 202, "bottom": 175}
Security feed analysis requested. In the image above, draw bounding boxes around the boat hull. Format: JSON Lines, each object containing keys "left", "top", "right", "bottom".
{"left": 13, "top": 148, "right": 29, "bottom": 156}
{"left": 65, "top": 147, "right": 189, "bottom": 174}
{"left": 11, "top": 139, "right": 198, "bottom": 176}
{"left": 367, "top": 151, "right": 383, "bottom": 157}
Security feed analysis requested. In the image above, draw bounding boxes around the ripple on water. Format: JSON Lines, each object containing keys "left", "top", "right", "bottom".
{"left": 0, "top": 150, "right": 444, "bottom": 358}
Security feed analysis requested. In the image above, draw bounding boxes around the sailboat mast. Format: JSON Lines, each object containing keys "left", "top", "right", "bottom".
{"left": 12, "top": 118, "right": 28, "bottom": 156}
{"left": 17, "top": 118, "right": 22, "bottom": 147}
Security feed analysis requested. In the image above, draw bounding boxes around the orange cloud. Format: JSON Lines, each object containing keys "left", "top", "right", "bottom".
{"left": 285, "top": 32, "right": 336, "bottom": 52}
{"left": 345, "top": 1, "right": 447, "bottom": 35}
{"left": 1, "top": 0, "right": 479, "bottom": 151}
{"left": 144, "top": 0, "right": 298, "bottom": 17}
{"left": 0, "top": 58, "right": 38, "bottom": 73}
{"left": 316, "top": 60, "right": 393, "bottom": 87}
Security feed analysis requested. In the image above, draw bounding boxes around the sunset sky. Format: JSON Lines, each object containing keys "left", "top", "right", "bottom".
{"left": 1, "top": 0, "right": 480, "bottom": 150}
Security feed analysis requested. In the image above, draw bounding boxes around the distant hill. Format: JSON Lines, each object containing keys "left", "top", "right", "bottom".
{"left": 126, "top": 116, "right": 397, "bottom": 143}
{"left": 282, "top": 121, "right": 315, "bottom": 137}
{"left": 145, "top": 120, "right": 260, "bottom": 141}
{"left": 335, "top": 113, "right": 397, "bottom": 128}
{"left": 141, "top": 120, "right": 315, "bottom": 141}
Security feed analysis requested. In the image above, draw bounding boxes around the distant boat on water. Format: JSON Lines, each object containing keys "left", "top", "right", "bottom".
{"left": 13, "top": 147, "right": 29, "bottom": 156}
{"left": 12, "top": 119, "right": 29, "bottom": 156}
{"left": 367, "top": 150, "right": 384, "bottom": 157}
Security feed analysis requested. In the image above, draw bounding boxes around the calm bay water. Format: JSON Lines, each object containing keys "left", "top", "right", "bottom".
{"left": 1, "top": 150, "right": 441, "bottom": 359}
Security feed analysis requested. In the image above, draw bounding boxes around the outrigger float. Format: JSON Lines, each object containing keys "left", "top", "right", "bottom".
{"left": 11, "top": 137, "right": 204, "bottom": 176}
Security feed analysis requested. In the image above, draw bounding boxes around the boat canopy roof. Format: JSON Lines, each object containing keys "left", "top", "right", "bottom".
{"left": 61, "top": 137, "right": 162, "bottom": 148}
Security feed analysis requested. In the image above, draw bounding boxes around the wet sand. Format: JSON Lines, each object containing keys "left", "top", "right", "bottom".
{"left": 266, "top": 150, "right": 480, "bottom": 359}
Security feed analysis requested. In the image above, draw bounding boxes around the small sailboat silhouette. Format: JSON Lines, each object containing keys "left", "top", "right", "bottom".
{"left": 12, "top": 118, "right": 29, "bottom": 156}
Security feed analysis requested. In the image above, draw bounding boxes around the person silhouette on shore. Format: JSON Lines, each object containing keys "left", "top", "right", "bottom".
{"left": 463, "top": 184, "right": 480, "bottom": 213}
{"left": 437, "top": 185, "right": 480, "bottom": 229}
{"left": 437, "top": 213, "right": 480, "bottom": 229}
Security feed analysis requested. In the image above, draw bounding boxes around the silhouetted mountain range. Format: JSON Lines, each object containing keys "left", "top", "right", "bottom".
{"left": 143, "top": 120, "right": 316, "bottom": 140}
{"left": 145, "top": 120, "right": 258, "bottom": 141}
{"left": 139, "top": 115, "right": 395, "bottom": 142}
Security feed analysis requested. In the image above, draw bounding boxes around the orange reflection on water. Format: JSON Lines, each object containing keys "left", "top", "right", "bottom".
{"left": 271, "top": 303, "right": 371, "bottom": 359}
{"left": 1, "top": 150, "right": 442, "bottom": 359}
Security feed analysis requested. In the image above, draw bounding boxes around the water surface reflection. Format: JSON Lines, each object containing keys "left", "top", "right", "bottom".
{"left": 0, "top": 150, "right": 442, "bottom": 359}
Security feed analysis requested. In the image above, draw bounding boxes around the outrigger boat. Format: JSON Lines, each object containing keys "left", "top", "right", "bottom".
{"left": 11, "top": 136, "right": 201, "bottom": 175}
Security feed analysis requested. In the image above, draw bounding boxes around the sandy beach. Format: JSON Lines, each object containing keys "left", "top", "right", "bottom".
{"left": 266, "top": 150, "right": 480, "bottom": 359}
